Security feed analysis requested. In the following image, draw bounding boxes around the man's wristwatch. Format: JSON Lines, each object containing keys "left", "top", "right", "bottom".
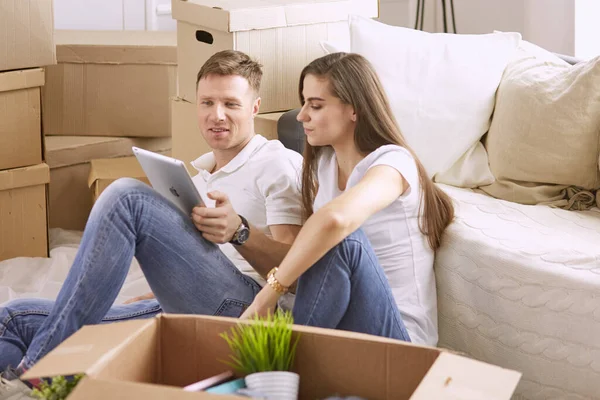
{"left": 230, "top": 215, "right": 250, "bottom": 246}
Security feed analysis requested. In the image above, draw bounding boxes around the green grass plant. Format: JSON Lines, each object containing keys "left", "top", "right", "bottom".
{"left": 220, "top": 310, "right": 300, "bottom": 375}
{"left": 31, "top": 374, "right": 85, "bottom": 400}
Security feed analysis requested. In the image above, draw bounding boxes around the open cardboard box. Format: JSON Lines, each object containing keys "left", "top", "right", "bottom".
{"left": 24, "top": 314, "right": 521, "bottom": 399}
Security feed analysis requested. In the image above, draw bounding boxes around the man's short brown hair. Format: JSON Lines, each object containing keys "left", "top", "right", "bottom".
{"left": 196, "top": 50, "right": 263, "bottom": 95}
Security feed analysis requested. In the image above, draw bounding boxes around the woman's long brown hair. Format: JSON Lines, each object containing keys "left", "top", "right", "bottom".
{"left": 299, "top": 53, "right": 454, "bottom": 250}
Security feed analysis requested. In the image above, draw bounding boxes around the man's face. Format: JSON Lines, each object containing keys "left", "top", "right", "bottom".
{"left": 196, "top": 74, "right": 260, "bottom": 151}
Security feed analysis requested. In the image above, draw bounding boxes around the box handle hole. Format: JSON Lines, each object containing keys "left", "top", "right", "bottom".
{"left": 195, "top": 30, "right": 214, "bottom": 45}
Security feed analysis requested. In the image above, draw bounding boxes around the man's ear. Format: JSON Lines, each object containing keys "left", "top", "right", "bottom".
{"left": 252, "top": 96, "right": 261, "bottom": 117}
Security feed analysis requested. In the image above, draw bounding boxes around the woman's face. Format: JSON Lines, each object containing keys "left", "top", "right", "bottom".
{"left": 297, "top": 74, "right": 356, "bottom": 148}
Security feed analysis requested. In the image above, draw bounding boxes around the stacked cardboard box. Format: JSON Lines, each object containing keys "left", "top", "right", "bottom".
{"left": 41, "top": 30, "right": 177, "bottom": 230}
{"left": 255, "top": 112, "right": 287, "bottom": 142}
{"left": 88, "top": 156, "right": 160, "bottom": 204}
{"left": 170, "top": 0, "right": 379, "bottom": 165}
{"left": 45, "top": 136, "right": 171, "bottom": 230}
{"left": 0, "top": 0, "right": 57, "bottom": 262}
{"left": 44, "top": 30, "right": 177, "bottom": 138}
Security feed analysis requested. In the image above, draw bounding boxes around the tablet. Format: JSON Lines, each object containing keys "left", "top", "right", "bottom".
{"left": 132, "top": 147, "right": 212, "bottom": 214}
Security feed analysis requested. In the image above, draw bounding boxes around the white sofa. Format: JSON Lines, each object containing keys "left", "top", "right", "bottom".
{"left": 279, "top": 120, "right": 600, "bottom": 400}
{"left": 277, "top": 22, "right": 600, "bottom": 397}
{"left": 435, "top": 185, "right": 600, "bottom": 400}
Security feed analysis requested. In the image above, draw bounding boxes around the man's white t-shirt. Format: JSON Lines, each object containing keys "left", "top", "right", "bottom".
{"left": 190, "top": 135, "right": 304, "bottom": 285}
{"left": 313, "top": 145, "right": 437, "bottom": 346}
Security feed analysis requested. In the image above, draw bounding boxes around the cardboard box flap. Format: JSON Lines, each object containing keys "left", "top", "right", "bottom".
{"left": 87, "top": 156, "right": 146, "bottom": 188}
{"left": 68, "top": 378, "right": 242, "bottom": 400}
{"left": 172, "top": 0, "right": 378, "bottom": 32}
{"left": 45, "top": 136, "right": 172, "bottom": 169}
{"left": 54, "top": 30, "right": 177, "bottom": 65}
{"left": 0, "top": 68, "right": 45, "bottom": 93}
{"left": 0, "top": 163, "right": 49, "bottom": 192}
{"left": 409, "top": 352, "right": 522, "bottom": 400}
{"left": 23, "top": 319, "right": 156, "bottom": 380}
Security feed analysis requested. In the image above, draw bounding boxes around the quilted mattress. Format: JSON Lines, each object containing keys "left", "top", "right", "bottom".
{"left": 436, "top": 184, "right": 600, "bottom": 400}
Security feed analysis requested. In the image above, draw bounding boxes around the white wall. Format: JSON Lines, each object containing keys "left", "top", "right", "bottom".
{"left": 377, "top": 0, "right": 439, "bottom": 32}
{"left": 574, "top": 0, "right": 600, "bottom": 59}
{"left": 377, "top": 0, "right": 583, "bottom": 57}
{"left": 448, "top": 0, "right": 526, "bottom": 34}
{"left": 524, "top": 0, "right": 574, "bottom": 57}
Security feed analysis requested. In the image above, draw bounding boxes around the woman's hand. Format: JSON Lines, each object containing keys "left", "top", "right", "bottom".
{"left": 240, "top": 285, "right": 281, "bottom": 320}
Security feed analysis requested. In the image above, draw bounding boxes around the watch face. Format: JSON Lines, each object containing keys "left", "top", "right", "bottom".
{"left": 237, "top": 228, "right": 250, "bottom": 244}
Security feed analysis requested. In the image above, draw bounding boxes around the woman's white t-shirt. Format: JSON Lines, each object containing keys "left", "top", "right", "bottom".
{"left": 313, "top": 145, "right": 437, "bottom": 346}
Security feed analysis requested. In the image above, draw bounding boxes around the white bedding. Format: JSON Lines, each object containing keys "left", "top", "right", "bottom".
{"left": 0, "top": 228, "right": 151, "bottom": 307}
{"left": 436, "top": 184, "right": 600, "bottom": 400}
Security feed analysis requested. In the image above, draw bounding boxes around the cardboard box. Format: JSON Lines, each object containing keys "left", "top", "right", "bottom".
{"left": 171, "top": 97, "right": 211, "bottom": 168}
{"left": 255, "top": 111, "right": 287, "bottom": 141}
{"left": 88, "top": 156, "right": 154, "bottom": 203}
{"left": 0, "top": 68, "right": 44, "bottom": 170}
{"left": 43, "top": 30, "right": 177, "bottom": 137}
{"left": 25, "top": 314, "right": 521, "bottom": 399}
{"left": 46, "top": 136, "right": 172, "bottom": 230}
{"left": 173, "top": 0, "right": 378, "bottom": 113}
{"left": 0, "top": 0, "right": 56, "bottom": 72}
{"left": 0, "top": 163, "right": 49, "bottom": 261}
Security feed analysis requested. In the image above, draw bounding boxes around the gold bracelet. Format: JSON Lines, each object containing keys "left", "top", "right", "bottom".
{"left": 266, "top": 267, "right": 289, "bottom": 295}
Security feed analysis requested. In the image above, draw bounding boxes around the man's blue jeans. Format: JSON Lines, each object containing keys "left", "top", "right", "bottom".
{"left": 0, "top": 178, "right": 409, "bottom": 370}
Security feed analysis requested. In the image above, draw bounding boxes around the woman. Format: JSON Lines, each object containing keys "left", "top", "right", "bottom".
{"left": 241, "top": 53, "right": 454, "bottom": 345}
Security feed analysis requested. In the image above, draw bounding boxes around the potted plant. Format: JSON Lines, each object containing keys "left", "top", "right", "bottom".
{"left": 220, "top": 310, "right": 300, "bottom": 400}
{"left": 31, "top": 374, "right": 85, "bottom": 400}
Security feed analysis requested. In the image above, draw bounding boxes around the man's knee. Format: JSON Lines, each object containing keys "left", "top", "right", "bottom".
{"left": 1, "top": 299, "right": 51, "bottom": 317}
{"left": 0, "top": 299, "right": 49, "bottom": 330}
{"left": 105, "top": 178, "right": 149, "bottom": 197}
{"left": 95, "top": 177, "right": 151, "bottom": 207}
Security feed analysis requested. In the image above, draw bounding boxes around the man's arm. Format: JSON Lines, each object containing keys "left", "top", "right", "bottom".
{"left": 234, "top": 223, "right": 301, "bottom": 279}
{"left": 125, "top": 192, "right": 300, "bottom": 305}
{"left": 193, "top": 191, "right": 301, "bottom": 278}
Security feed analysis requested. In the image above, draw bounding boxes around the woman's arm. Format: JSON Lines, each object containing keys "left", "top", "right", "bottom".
{"left": 274, "top": 164, "right": 408, "bottom": 288}
{"left": 240, "top": 164, "right": 408, "bottom": 318}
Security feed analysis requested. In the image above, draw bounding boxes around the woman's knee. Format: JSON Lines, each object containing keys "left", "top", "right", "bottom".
{"left": 342, "top": 228, "right": 369, "bottom": 245}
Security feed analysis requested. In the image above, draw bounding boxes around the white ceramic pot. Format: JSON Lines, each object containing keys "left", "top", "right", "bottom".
{"left": 244, "top": 371, "right": 300, "bottom": 400}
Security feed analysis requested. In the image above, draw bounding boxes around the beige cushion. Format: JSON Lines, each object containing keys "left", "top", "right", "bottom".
{"left": 480, "top": 44, "right": 600, "bottom": 210}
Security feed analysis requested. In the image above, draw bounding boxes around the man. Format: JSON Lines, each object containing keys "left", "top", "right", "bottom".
{"left": 0, "top": 50, "right": 303, "bottom": 398}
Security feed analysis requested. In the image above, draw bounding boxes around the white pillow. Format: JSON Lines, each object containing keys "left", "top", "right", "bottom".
{"left": 335, "top": 16, "right": 520, "bottom": 186}
{"left": 319, "top": 39, "right": 349, "bottom": 55}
